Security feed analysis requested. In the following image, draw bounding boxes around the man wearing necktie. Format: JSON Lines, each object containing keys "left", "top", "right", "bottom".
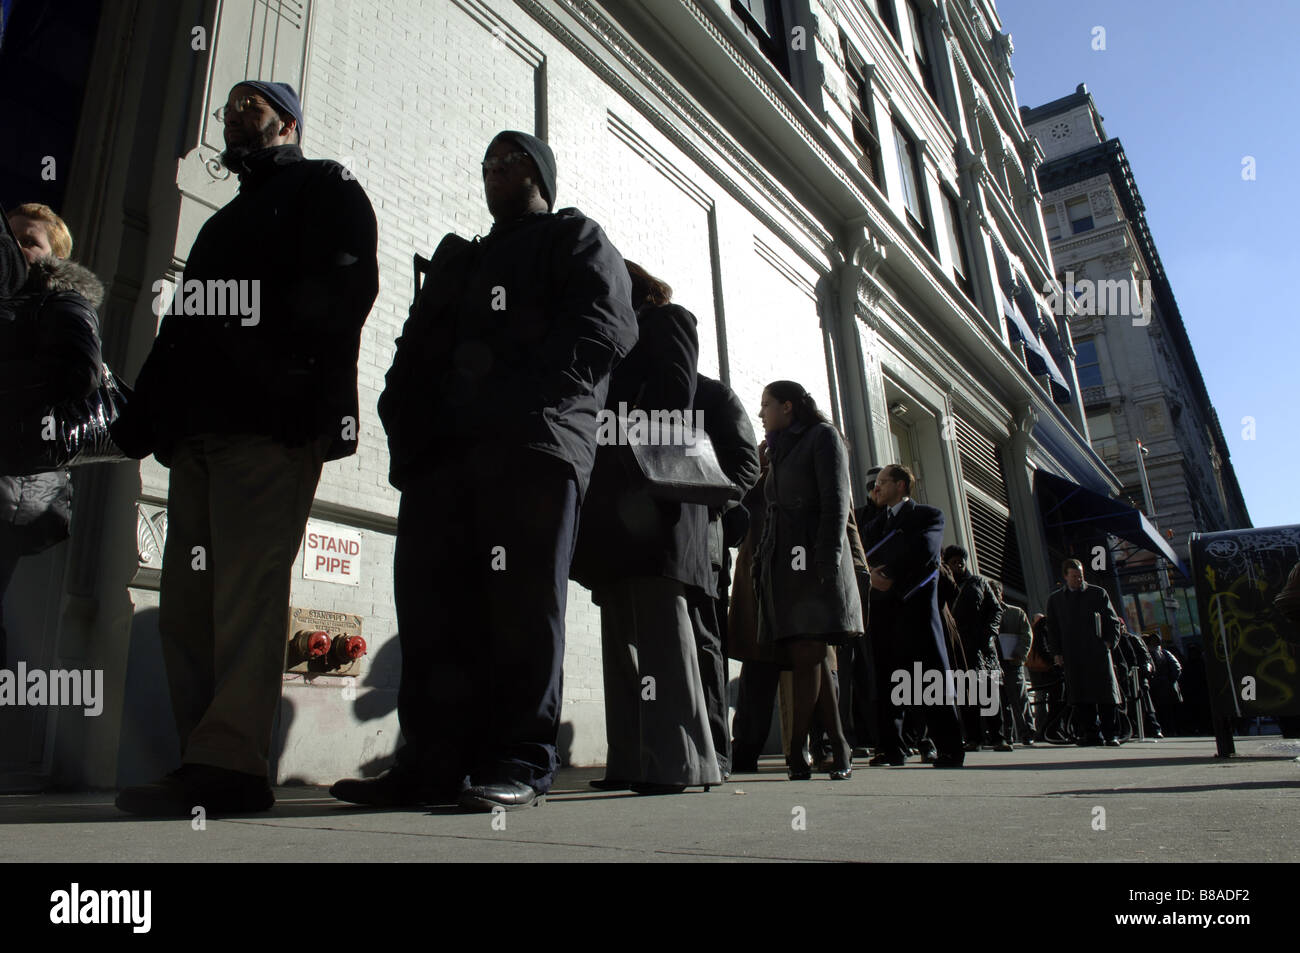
{"left": 860, "top": 464, "right": 964, "bottom": 766}
{"left": 1044, "top": 559, "right": 1124, "bottom": 745}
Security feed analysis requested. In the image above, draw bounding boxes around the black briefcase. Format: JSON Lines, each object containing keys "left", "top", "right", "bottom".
{"left": 615, "top": 413, "right": 742, "bottom": 508}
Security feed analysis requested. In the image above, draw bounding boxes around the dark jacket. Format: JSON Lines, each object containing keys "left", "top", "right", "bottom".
{"left": 380, "top": 208, "right": 637, "bottom": 494}
{"left": 999, "top": 603, "right": 1033, "bottom": 665}
{"left": 0, "top": 207, "right": 26, "bottom": 299}
{"left": 754, "top": 421, "right": 863, "bottom": 642}
{"left": 0, "top": 257, "right": 104, "bottom": 554}
{"left": 1044, "top": 582, "right": 1123, "bottom": 705}
{"left": 127, "top": 144, "right": 379, "bottom": 465}
{"left": 695, "top": 373, "right": 759, "bottom": 569}
{"left": 952, "top": 571, "right": 1003, "bottom": 669}
{"left": 861, "top": 498, "right": 950, "bottom": 669}
{"left": 569, "top": 302, "right": 711, "bottom": 595}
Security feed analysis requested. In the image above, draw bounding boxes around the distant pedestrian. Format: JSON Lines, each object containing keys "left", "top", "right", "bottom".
{"left": 1043, "top": 559, "right": 1124, "bottom": 746}
{"left": 943, "top": 545, "right": 1007, "bottom": 751}
{"left": 1146, "top": 635, "right": 1183, "bottom": 737}
{"left": 989, "top": 580, "right": 1033, "bottom": 745}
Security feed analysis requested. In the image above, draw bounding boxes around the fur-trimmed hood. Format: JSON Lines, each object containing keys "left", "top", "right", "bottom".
{"left": 21, "top": 256, "right": 104, "bottom": 308}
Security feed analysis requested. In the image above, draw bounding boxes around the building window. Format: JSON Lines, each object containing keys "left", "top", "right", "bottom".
{"left": 893, "top": 120, "right": 932, "bottom": 248}
{"left": 841, "top": 33, "right": 885, "bottom": 189}
{"left": 730, "top": 0, "right": 790, "bottom": 79}
{"left": 943, "top": 188, "right": 973, "bottom": 299}
{"left": 870, "top": 0, "right": 903, "bottom": 45}
{"left": 1066, "top": 195, "right": 1093, "bottom": 234}
{"left": 1044, "top": 205, "right": 1060, "bottom": 240}
{"left": 1075, "top": 338, "right": 1103, "bottom": 389}
{"left": 905, "top": 0, "right": 940, "bottom": 103}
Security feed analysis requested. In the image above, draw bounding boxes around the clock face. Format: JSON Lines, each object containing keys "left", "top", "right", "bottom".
{"left": 1051, "top": 121, "right": 1070, "bottom": 140}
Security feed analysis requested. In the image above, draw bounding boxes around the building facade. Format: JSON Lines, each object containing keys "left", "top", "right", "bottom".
{"left": 1022, "top": 85, "right": 1252, "bottom": 640}
{"left": 4, "top": 0, "right": 1147, "bottom": 789}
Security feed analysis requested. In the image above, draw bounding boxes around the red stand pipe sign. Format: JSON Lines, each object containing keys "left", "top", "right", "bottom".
{"left": 302, "top": 519, "right": 363, "bottom": 586}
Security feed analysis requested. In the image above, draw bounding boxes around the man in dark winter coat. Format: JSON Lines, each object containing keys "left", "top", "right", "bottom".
{"left": 1043, "top": 559, "right": 1124, "bottom": 746}
{"left": 943, "top": 544, "right": 1007, "bottom": 751}
{"left": 689, "top": 372, "right": 760, "bottom": 778}
{"left": 1146, "top": 635, "right": 1183, "bottom": 736}
{"left": 333, "top": 130, "right": 637, "bottom": 812}
{"left": 860, "top": 464, "right": 964, "bottom": 766}
{"left": 115, "top": 81, "right": 379, "bottom": 816}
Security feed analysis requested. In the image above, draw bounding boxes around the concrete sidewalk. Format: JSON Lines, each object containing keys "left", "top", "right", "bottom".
{"left": 2, "top": 737, "right": 1297, "bottom": 862}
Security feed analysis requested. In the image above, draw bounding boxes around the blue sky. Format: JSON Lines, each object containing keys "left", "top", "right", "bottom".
{"left": 996, "top": 0, "right": 1298, "bottom": 529}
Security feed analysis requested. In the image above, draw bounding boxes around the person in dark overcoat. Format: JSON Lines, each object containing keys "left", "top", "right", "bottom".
{"left": 331, "top": 129, "right": 635, "bottom": 813}
{"left": 860, "top": 464, "right": 964, "bottom": 766}
{"left": 570, "top": 262, "right": 718, "bottom": 794}
{"left": 0, "top": 211, "right": 103, "bottom": 669}
{"left": 689, "top": 372, "right": 760, "bottom": 778}
{"left": 753, "top": 381, "right": 861, "bottom": 780}
{"left": 1043, "top": 558, "right": 1124, "bottom": 745}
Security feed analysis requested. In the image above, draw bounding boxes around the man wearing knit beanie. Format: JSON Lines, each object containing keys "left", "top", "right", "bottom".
{"left": 115, "top": 80, "right": 379, "bottom": 817}
{"left": 333, "top": 130, "right": 639, "bottom": 814}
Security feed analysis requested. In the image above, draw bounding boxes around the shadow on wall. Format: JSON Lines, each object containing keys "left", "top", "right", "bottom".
{"left": 113, "top": 606, "right": 179, "bottom": 787}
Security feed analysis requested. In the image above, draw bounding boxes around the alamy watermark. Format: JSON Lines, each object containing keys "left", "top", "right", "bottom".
{"left": 151, "top": 278, "right": 261, "bottom": 325}
{"left": 595, "top": 403, "right": 708, "bottom": 457}
{"left": 890, "top": 663, "right": 1000, "bottom": 716}
{"left": 1043, "top": 272, "right": 1151, "bottom": 326}
{"left": 0, "top": 663, "right": 103, "bottom": 716}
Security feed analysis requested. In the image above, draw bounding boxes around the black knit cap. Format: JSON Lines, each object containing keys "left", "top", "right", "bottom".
{"left": 490, "top": 130, "right": 556, "bottom": 210}
{"left": 235, "top": 80, "right": 305, "bottom": 139}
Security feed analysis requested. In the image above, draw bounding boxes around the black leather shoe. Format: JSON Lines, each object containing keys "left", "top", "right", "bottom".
{"left": 330, "top": 767, "right": 448, "bottom": 807}
{"left": 829, "top": 766, "right": 853, "bottom": 781}
{"left": 993, "top": 743, "right": 1014, "bottom": 752}
{"left": 117, "top": 764, "right": 274, "bottom": 816}
{"left": 458, "top": 780, "right": 540, "bottom": 812}
{"left": 630, "top": 782, "right": 690, "bottom": 795}
{"left": 1103, "top": 738, "right": 1121, "bottom": 747}
{"left": 918, "top": 741, "right": 938, "bottom": 764}
{"left": 588, "top": 777, "right": 631, "bottom": 791}
{"left": 868, "top": 754, "right": 905, "bottom": 767}
{"left": 963, "top": 742, "right": 982, "bottom": 752}
{"left": 787, "top": 763, "right": 813, "bottom": 780}
{"left": 932, "top": 754, "right": 965, "bottom": 768}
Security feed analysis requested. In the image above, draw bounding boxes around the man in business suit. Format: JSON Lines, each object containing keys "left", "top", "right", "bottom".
{"left": 860, "top": 464, "right": 964, "bottom": 766}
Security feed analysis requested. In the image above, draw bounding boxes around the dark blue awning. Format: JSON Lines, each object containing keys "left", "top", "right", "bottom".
{"left": 1003, "top": 290, "right": 1071, "bottom": 403}
{"left": 1035, "top": 469, "right": 1191, "bottom": 579}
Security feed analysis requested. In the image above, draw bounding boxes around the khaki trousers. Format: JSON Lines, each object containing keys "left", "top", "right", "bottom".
{"left": 158, "top": 434, "right": 324, "bottom": 778}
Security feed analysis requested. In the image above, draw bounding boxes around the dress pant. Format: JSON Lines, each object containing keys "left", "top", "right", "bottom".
{"left": 871, "top": 595, "right": 963, "bottom": 762}
{"left": 0, "top": 528, "right": 20, "bottom": 667}
{"left": 599, "top": 576, "right": 720, "bottom": 786}
{"left": 999, "top": 660, "right": 1032, "bottom": 743}
{"left": 392, "top": 448, "right": 578, "bottom": 794}
{"left": 158, "top": 434, "right": 325, "bottom": 778}
{"left": 836, "top": 637, "right": 878, "bottom": 750}
{"left": 1028, "top": 668, "right": 1062, "bottom": 740}
{"left": 1075, "top": 702, "right": 1119, "bottom": 742}
{"left": 688, "top": 584, "right": 730, "bottom": 775}
{"left": 731, "top": 658, "right": 781, "bottom": 769}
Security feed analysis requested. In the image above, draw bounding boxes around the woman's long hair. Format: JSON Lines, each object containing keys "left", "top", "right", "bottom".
{"left": 764, "top": 380, "right": 830, "bottom": 428}
{"left": 625, "top": 260, "right": 672, "bottom": 310}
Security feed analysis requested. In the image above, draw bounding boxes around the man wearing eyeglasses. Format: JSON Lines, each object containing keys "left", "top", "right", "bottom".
{"left": 859, "top": 464, "right": 965, "bottom": 767}
{"left": 114, "top": 81, "right": 378, "bottom": 816}
{"left": 330, "top": 130, "right": 637, "bottom": 813}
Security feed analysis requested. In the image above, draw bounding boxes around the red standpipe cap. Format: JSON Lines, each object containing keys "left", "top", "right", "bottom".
{"left": 297, "top": 630, "right": 331, "bottom": 658}
{"left": 334, "top": 634, "right": 366, "bottom": 660}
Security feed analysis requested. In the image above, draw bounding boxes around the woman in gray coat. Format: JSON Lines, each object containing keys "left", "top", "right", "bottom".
{"left": 753, "top": 381, "right": 862, "bottom": 779}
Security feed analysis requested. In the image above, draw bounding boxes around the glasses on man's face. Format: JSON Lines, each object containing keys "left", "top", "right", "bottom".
{"left": 481, "top": 151, "right": 531, "bottom": 175}
{"left": 214, "top": 95, "right": 270, "bottom": 123}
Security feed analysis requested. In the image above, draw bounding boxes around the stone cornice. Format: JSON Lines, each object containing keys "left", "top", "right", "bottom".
{"left": 519, "top": 0, "right": 832, "bottom": 266}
